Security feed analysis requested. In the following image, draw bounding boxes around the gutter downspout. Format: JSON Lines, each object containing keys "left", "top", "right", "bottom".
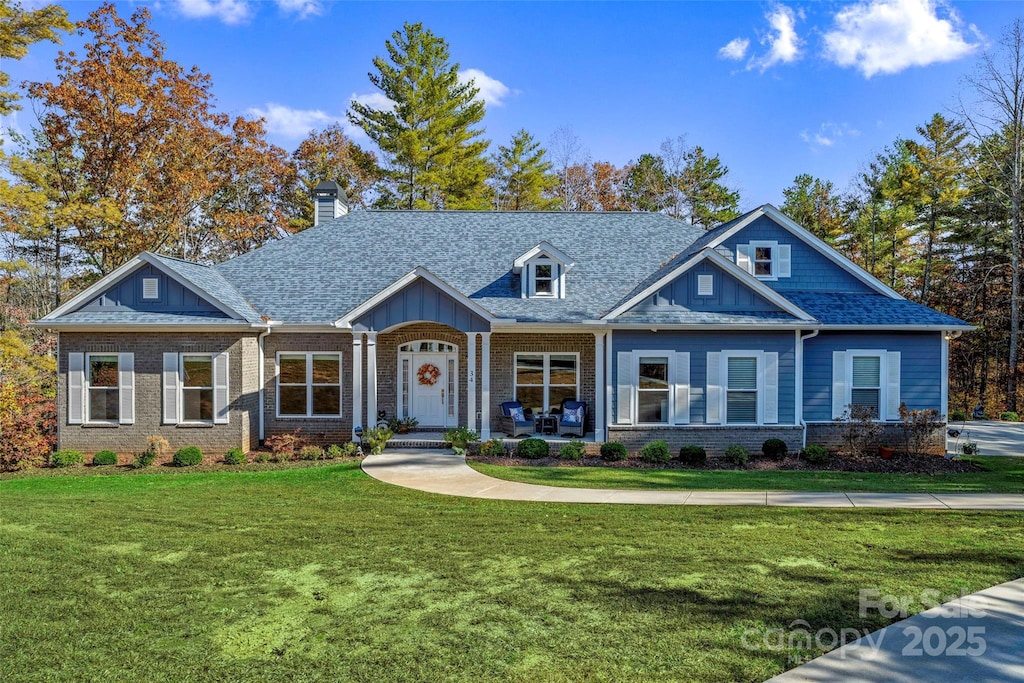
{"left": 258, "top": 325, "right": 272, "bottom": 445}
{"left": 797, "top": 328, "right": 820, "bottom": 449}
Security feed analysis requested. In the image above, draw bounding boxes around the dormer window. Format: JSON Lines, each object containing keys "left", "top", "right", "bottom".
{"left": 513, "top": 241, "right": 574, "bottom": 300}
{"left": 737, "top": 241, "right": 791, "bottom": 280}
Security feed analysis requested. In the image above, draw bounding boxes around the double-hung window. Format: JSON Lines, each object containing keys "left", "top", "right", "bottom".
{"left": 162, "top": 352, "right": 228, "bottom": 425}
{"left": 514, "top": 353, "right": 578, "bottom": 414}
{"left": 753, "top": 246, "right": 773, "bottom": 277}
{"left": 87, "top": 355, "right": 121, "bottom": 422}
{"left": 725, "top": 356, "right": 758, "bottom": 424}
{"left": 850, "top": 355, "right": 882, "bottom": 417}
{"left": 278, "top": 353, "right": 342, "bottom": 417}
{"left": 181, "top": 354, "right": 214, "bottom": 422}
{"left": 637, "top": 356, "right": 670, "bottom": 424}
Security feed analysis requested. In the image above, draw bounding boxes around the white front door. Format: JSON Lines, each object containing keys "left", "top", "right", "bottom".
{"left": 406, "top": 353, "right": 458, "bottom": 427}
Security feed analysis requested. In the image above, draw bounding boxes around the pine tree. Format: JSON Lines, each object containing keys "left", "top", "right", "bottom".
{"left": 781, "top": 173, "right": 847, "bottom": 243}
{"left": 348, "top": 22, "right": 490, "bottom": 210}
{"left": 490, "top": 129, "right": 558, "bottom": 210}
{"left": 677, "top": 146, "right": 741, "bottom": 228}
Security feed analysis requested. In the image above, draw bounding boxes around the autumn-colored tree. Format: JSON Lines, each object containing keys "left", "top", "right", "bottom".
{"left": 0, "top": 329, "right": 56, "bottom": 469}
{"left": 0, "top": 0, "right": 71, "bottom": 117}
{"left": 348, "top": 22, "right": 490, "bottom": 210}
{"left": 289, "top": 123, "right": 379, "bottom": 228}
{"left": 490, "top": 129, "right": 559, "bottom": 210}
{"left": 590, "top": 161, "right": 628, "bottom": 211}
{"left": 17, "top": 3, "right": 288, "bottom": 281}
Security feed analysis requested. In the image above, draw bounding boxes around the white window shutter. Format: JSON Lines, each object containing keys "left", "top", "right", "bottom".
{"left": 527, "top": 264, "right": 536, "bottom": 298}
{"left": 213, "top": 352, "right": 230, "bottom": 424}
{"left": 885, "top": 351, "right": 901, "bottom": 420}
{"left": 68, "top": 352, "right": 85, "bottom": 424}
{"left": 163, "top": 353, "right": 179, "bottom": 424}
{"left": 674, "top": 352, "right": 690, "bottom": 425}
{"left": 832, "top": 351, "right": 847, "bottom": 419}
{"left": 777, "top": 245, "right": 792, "bottom": 278}
{"left": 762, "top": 352, "right": 779, "bottom": 424}
{"left": 118, "top": 352, "right": 135, "bottom": 425}
{"left": 706, "top": 352, "right": 722, "bottom": 424}
{"left": 736, "top": 244, "right": 752, "bottom": 274}
{"left": 616, "top": 351, "right": 633, "bottom": 424}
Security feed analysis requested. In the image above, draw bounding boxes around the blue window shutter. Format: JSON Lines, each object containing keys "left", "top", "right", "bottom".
{"left": 68, "top": 352, "right": 84, "bottom": 425}
{"left": 706, "top": 352, "right": 722, "bottom": 424}
{"left": 673, "top": 352, "right": 690, "bottom": 425}
{"left": 832, "top": 351, "right": 847, "bottom": 419}
{"left": 616, "top": 351, "right": 633, "bottom": 424}
{"left": 213, "top": 352, "right": 230, "bottom": 424}
{"left": 762, "top": 352, "right": 779, "bottom": 424}
{"left": 118, "top": 353, "right": 134, "bottom": 425}
{"left": 163, "top": 353, "right": 179, "bottom": 424}
{"left": 885, "top": 351, "right": 901, "bottom": 420}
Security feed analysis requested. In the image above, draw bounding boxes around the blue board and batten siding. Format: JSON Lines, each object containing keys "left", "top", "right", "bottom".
{"left": 611, "top": 330, "right": 797, "bottom": 425}
{"left": 638, "top": 261, "right": 785, "bottom": 313}
{"left": 722, "top": 216, "right": 873, "bottom": 293}
{"left": 803, "top": 332, "right": 942, "bottom": 421}
{"left": 352, "top": 278, "right": 490, "bottom": 333}
{"left": 75, "top": 264, "right": 228, "bottom": 317}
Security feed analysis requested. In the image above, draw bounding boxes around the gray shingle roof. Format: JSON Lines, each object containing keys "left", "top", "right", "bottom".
{"left": 614, "top": 310, "right": 801, "bottom": 325}
{"left": 785, "top": 292, "right": 969, "bottom": 327}
{"left": 147, "top": 253, "right": 263, "bottom": 323}
{"left": 49, "top": 311, "right": 250, "bottom": 325}
{"left": 215, "top": 211, "right": 707, "bottom": 324}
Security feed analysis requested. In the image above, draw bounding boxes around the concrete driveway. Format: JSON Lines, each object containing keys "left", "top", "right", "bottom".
{"left": 947, "top": 420, "right": 1024, "bottom": 457}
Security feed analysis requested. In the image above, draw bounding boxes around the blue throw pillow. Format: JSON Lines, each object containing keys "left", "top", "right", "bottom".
{"left": 509, "top": 406, "right": 525, "bottom": 422}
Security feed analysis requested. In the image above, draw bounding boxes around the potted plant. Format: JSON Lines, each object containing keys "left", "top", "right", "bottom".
{"left": 400, "top": 416, "right": 418, "bottom": 433}
{"left": 443, "top": 426, "right": 479, "bottom": 450}
{"left": 363, "top": 427, "right": 394, "bottom": 455}
{"left": 878, "top": 445, "right": 895, "bottom": 459}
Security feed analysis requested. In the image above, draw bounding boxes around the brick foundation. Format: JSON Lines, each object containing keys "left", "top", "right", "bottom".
{"left": 805, "top": 422, "right": 946, "bottom": 455}
{"left": 606, "top": 425, "right": 804, "bottom": 456}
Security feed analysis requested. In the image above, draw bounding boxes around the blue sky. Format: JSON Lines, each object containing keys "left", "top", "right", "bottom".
{"left": 6, "top": 1, "right": 1023, "bottom": 206}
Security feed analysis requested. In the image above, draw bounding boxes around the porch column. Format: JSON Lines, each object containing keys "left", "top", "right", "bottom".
{"left": 466, "top": 332, "right": 478, "bottom": 433}
{"left": 480, "top": 332, "right": 491, "bottom": 439}
{"left": 366, "top": 332, "right": 377, "bottom": 430}
{"left": 352, "top": 334, "right": 363, "bottom": 441}
{"left": 605, "top": 330, "right": 614, "bottom": 432}
{"left": 594, "top": 332, "right": 606, "bottom": 442}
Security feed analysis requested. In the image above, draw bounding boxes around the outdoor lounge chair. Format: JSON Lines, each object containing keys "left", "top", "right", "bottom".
{"left": 500, "top": 401, "right": 535, "bottom": 438}
{"left": 558, "top": 400, "right": 586, "bottom": 438}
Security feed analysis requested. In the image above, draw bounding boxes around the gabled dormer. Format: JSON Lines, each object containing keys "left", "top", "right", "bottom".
{"left": 513, "top": 242, "right": 574, "bottom": 299}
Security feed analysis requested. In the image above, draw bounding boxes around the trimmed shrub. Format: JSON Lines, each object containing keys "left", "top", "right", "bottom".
{"left": 801, "top": 444, "right": 830, "bottom": 465}
{"left": 223, "top": 447, "right": 246, "bottom": 465}
{"left": 949, "top": 410, "right": 966, "bottom": 422}
{"left": 1000, "top": 411, "right": 1019, "bottom": 422}
{"left": 92, "top": 450, "right": 118, "bottom": 466}
{"left": 678, "top": 445, "right": 707, "bottom": 466}
{"left": 516, "top": 437, "right": 549, "bottom": 459}
{"left": 255, "top": 451, "right": 272, "bottom": 463}
{"left": 724, "top": 445, "right": 749, "bottom": 467}
{"left": 299, "top": 445, "right": 325, "bottom": 461}
{"left": 173, "top": 446, "right": 203, "bottom": 467}
{"left": 133, "top": 451, "right": 156, "bottom": 469}
{"left": 266, "top": 429, "right": 302, "bottom": 458}
{"left": 50, "top": 449, "right": 84, "bottom": 468}
{"left": 600, "top": 441, "right": 628, "bottom": 462}
{"left": 640, "top": 440, "right": 671, "bottom": 464}
{"left": 363, "top": 427, "right": 394, "bottom": 455}
{"left": 762, "top": 438, "right": 788, "bottom": 461}
{"left": 443, "top": 426, "right": 479, "bottom": 449}
{"left": 559, "top": 440, "right": 587, "bottom": 461}
{"left": 479, "top": 438, "right": 505, "bottom": 457}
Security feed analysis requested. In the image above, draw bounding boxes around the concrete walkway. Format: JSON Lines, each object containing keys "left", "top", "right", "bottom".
{"left": 948, "top": 420, "right": 1024, "bottom": 457}
{"left": 768, "top": 578, "right": 1024, "bottom": 682}
{"left": 361, "top": 449, "right": 1024, "bottom": 509}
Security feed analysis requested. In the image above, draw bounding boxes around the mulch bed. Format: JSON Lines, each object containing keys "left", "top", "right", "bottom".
{"left": 469, "top": 451, "right": 985, "bottom": 475}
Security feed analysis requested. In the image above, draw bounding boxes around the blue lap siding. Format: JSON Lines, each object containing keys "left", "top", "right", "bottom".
{"left": 611, "top": 330, "right": 797, "bottom": 425}
{"left": 803, "top": 332, "right": 942, "bottom": 421}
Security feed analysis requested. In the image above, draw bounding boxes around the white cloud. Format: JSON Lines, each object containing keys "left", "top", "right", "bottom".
{"left": 350, "top": 92, "right": 396, "bottom": 113}
{"left": 248, "top": 103, "right": 336, "bottom": 139}
{"left": 718, "top": 38, "right": 750, "bottom": 61}
{"left": 752, "top": 4, "right": 803, "bottom": 71}
{"left": 174, "top": 0, "right": 251, "bottom": 25}
{"left": 823, "top": 0, "right": 980, "bottom": 77}
{"left": 274, "top": 0, "right": 323, "bottom": 19}
{"left": 800, "top": 122, "right": 861, "bottom": 149}
{"left": 458, "top": 68, "right": 513, "bottom": 107}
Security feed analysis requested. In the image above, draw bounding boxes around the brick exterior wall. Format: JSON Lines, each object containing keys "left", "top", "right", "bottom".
{"left": 58, "top": 332, "right": 259, "bottom": 456}
{"left": 607, "top": 425, "right": 804, "bottom": 456}
{"left": 263, "top": 332, "right": 354, "bottom": 445}
{"left": 488, "top": 332, "right": 597, "bottom": 435}
{"left": 806, "top": 422, "right": 946, "bottom": 455}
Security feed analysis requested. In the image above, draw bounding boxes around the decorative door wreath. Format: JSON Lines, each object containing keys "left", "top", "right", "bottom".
{"left": 416, "top": 363, "right": 442, "bottom": 386}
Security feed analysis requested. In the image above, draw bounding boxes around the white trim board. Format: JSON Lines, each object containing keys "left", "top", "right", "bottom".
{"left": 602, "top": 248, "right": 814, "bottom": 321}
{"left": 512, "top": 241, "right": 575, "bottom": 272}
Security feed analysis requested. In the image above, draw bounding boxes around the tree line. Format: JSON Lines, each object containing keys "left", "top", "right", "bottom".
{"left": 3, "top": 1, "right": 1024, "bottom": 461}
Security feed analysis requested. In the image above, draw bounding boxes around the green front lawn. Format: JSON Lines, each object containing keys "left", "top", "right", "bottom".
{"left": 470, "top": 456, "right": 1024, "bottom": 494}
{"left": 1, "top": 464, "right": 1021, "bottom": 682}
